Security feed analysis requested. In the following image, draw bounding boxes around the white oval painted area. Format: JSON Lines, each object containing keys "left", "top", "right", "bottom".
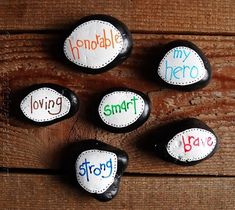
{"left": 167, "top": 128, "right": 217, "bottom": 162}
{"left": 64, "top": 20, "right": 124, "bottom": 69}
{"left": 75, "top": 149, "right": 118, "bottom": 194}
{"left": 158, "top": 46, "right": 206, "bottom": 86}
{"left": 98, "top": 91, "right": 145, "bottom": 128}
{"left": 20, "top": 88, "right": 71, "bottom": 122}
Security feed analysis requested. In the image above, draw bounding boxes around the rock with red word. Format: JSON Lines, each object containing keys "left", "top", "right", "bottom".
{"left": 19, "top": 83, "right": 79, "bottom": 125}
{"left": 156, "top": 40, "right": 211, "bottom": 90}
{"left": 96, "top": 88, "right": 151, "bottom": 133}
{"left": 153, "top": 118, "right": 219, "bottom": 165}
{"left": 74, "top": 140, "right": 128, "bottom": 201}
{"left": 64, "top": 15, "right": 133, "bottom": 73}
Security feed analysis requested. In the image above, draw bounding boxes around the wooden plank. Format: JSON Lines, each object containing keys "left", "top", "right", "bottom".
{"left": 0, "top": 0, "right": 235, "bottom": 34}
{"left": 0, "top": 34, "right": 235, "bottom": 175}
{"left": 1, "top": 173, "right": 234, "bottom": 210}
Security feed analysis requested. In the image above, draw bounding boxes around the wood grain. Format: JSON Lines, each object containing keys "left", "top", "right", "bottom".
{"left": 0, "top": 34, "right": 235, "bottom": 175}
{"left": 0, "top": 0, "right": 235, "bottom": 34}
{"left": 1, "top": 173, "right": 235, "bottom": 210}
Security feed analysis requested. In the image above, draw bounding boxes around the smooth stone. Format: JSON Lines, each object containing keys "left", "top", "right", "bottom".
{"left": 96, "top": 88, "right": 151, "bottom": 133}
{"left": 64, "top": 14, "right": 133, "bottom": 73}
{"left": 74, "top": 140, "right": 128, "bottom": 202}
{"left": 156, "top": 40, "right": 211, "bottom": 90}
{"left": 19, "top": 83, "right": 79, "bottom": 125}
{"left": 153, "top": 118, "right": 219, "bottom": 166}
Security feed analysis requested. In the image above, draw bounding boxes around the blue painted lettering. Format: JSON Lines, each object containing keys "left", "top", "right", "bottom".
{"left": 165, "top": 61, "right": 199, "bottom": 81}
{"left": 183, "top": 50, "right": 190, "bottom": 62}
{"left": 78, "top": 158, "right": 113, "bottom": 182}
{"left": 173, "top": 48, "right": 191, "bottom": 62}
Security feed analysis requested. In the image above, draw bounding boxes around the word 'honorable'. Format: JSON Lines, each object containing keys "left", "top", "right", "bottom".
{"left": 69, "top": 28, "right": 122, "bottom": 61}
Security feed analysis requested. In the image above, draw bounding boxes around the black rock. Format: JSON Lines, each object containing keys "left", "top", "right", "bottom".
{"left": 63, "top": 14, "right": 133, "bottom": 73}
{"left": 19, "top": 83, "right": 79, "bottom": 125}
{"left": 153, "top": 118, "right": 219, "bottom": 166}
{"left": 96, "top": 88, "right": 151, "bottom": 133}
{"left": 156, "top": 40, "right": 211, "bottom": 90}
{"left": 74, "top": 140, "right": 128, "bottom": 202}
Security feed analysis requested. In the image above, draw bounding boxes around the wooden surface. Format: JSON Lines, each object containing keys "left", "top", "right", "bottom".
{"left": 1, "top": 0, "right": 235, "bottom": 34}
{"left": 1, "top": 1, "right": 235, "bottom": 209}
{"left": 1, "top": 174, "right": 235, "bottom": 210}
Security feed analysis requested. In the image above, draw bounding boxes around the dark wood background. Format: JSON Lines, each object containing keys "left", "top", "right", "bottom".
{"left": 1, "top": 1, "right": 235, "bottom": 209}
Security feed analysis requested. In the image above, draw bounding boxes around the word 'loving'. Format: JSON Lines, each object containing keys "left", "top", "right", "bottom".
{"left": 69, "top": 29, "right": 122, "bottom": 60}
{"left": 30, "top": 96, "right": 62, "bottom": 115}
{"left": 103, "top": 96, "right": 138, "bottom": 116}
{"left": 181, "top": 134, "right": 213, "bottom": 153}
{"left": 164, "top": 48, "right": 200, "bottom": 81}
{"left": 79, "top": 158, "right": 113, "bottom": 182}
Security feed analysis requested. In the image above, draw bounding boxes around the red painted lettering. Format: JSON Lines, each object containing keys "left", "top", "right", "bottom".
{"left": 182, "top": 136, "right": 192, "bottom": 153}
{"left": 207, "top": 137, "right": 213, "bottom": 146}
{"left": 193, "top": 137, "right": 199, "bottom": 146}
{"left": 181, "top": 134, "right": 214, "bottom": 153}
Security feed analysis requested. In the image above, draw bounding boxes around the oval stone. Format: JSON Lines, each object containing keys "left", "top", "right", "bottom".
{"left": 97, "top": 88, "right": 151, "bottom": 132}
{"left": 153, "top": 118, "right": 219, "bottom": 165}
{"left": 74, "top": 140, "right": 128, "bottom": 201}
{"left": 156, "top": 40, "right": 211, "bottom": 90}
{"left": 64, "top": 15, "right": 133, "bottom": 73}
{"left": 19, "top": 84, "right": 79, "bottom": 125}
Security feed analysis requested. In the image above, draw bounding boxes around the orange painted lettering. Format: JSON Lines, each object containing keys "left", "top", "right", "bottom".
{"left": 69, "top": 39, "right": 80, "bottom": 60}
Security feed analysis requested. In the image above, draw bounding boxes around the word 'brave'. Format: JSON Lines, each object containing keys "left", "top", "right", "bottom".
{"left": 104, "top": 96, "right": 138, "bottom": 116}
{"left": 79, "top": 158, "right": 113, "bottom": 182}
{"left": 182, "top": 135, "right": 213, "bottom": 153}
{"left": 30, "top": 96, "right": 62, "bottom": 115}
{"left": 164, "top": 48, "right": 199, "bottom": 81}
{"left": 69, "top": 29, "right": 122, "bottom": 60}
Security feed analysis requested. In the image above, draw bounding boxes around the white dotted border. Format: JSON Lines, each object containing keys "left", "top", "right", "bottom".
{"left": 75, "top": 149, "right": 118, "bottom": 194}
{"left": 98, "top": 91, "right": 145, "bottom": 128}
{"left": 157, "top": 46, "right": 206, "bottom": 85}
{"left": 20, "top": 87, "right": 71, "bottom": 122}
{"left": 64, "top": 20, "right": 124, "bottom": 69}
{"left": 166, "top": 128, "right": 217, "bottom": 162}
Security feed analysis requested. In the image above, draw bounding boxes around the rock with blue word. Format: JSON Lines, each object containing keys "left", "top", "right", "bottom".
{"left": 74, "top": 140, "right": 128, "bottom": 201}
{"left": 97, "top": 88, "right": 151, "bottom": 132}
{"left": 19, "top": 83, "right": 79, "bottom": 125}
{"left": 64, "top": 14, "right": 133, "bottom": 73}
{"left": 153, "top": 118, "right": 219, "bottom": 165}
{"left": 156, "top": 40, "right": 211, "bottom": 90}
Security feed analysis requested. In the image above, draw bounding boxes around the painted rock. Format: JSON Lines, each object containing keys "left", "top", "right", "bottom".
{"left": 153, "top": 118, "right": 219, "bottom": 165}
{"left": 74, "top": 140, "right": 128, "bottom": 201}
{"left": 64, "top": 14, "right": 133, "bottom": 73}
{"left": 97, "top": 88, "right": 151, "bottom": 133}
{"left": 19, "top": 83, "right": 79, "bottom": 125}
{"left": 156, "top": 40, "right": 211, "bottom": 90}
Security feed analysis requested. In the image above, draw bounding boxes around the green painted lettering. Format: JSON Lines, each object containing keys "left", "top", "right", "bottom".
{"left": 121, "top": 100, "right": 128, "bottom": 112}
{"left": 103, "top": 96, "right": 139, "bottom": 116}
{"left": 131, "top": 96, "right": 138, "bottom": 114}
{"left": 104, "top": 105, "right": 112, "bottom": 116}
{"left": 127, "top": 101, "right": 132, "bottom": 109}
{"left": 111, "top": 104, "right": 121, "bottom": 114}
